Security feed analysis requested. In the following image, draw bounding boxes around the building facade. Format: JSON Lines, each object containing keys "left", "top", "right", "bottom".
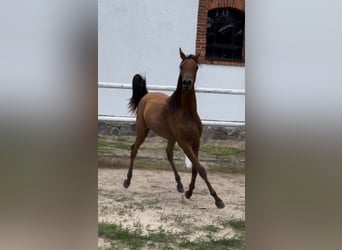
{"left": 98, "top": 0, "right": 245, "bottom": 122}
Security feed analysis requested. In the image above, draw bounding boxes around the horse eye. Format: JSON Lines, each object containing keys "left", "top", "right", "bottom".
{"left": 196, "top": 65, "right": 199, "bottom": 70}
{"left": 180, "top": 65, "right": 183, "bottom": 70}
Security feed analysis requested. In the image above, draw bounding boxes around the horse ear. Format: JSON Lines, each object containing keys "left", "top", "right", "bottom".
{"left": 179, "top": 48, "right": 187, "bottom": 60}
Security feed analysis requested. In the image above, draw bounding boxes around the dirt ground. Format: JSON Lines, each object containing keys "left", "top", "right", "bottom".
{"left": 98, "top": 168, "right": 245, "bottom": 249}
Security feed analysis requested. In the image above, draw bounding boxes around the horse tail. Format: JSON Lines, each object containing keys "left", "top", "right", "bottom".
{"left": 128, "top": 74, "right": 148, "bottom": 113}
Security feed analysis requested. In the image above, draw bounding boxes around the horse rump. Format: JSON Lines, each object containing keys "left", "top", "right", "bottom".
{"left": 128, "top": 74, "right": 148, "bottom": 113}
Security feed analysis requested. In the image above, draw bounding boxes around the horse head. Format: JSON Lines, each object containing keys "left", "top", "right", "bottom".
{"left": 179, "top": 48, "right": 200, "bottom": 91}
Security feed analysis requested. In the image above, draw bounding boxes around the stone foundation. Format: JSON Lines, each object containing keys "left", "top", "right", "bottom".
{"left": 98, "top": 121, "right": 245, "bottom": 141}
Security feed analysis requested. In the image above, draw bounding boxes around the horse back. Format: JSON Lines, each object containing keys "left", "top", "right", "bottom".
{"left": 140, "top": 92, "right": 169, "bottom": 114}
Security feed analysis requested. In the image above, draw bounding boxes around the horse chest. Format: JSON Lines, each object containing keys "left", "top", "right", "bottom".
{"left": 172, "top": 113, "right": 201, "bottom": 137}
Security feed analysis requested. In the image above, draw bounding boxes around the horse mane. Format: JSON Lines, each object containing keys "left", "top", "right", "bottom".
{"left": 185, "top": 54, "right": 199, "bottom": 64}
{"left": 168, "top": 74, "right": 183, "bottom": 112}
{"left": 168, "top": 55, "right": 199, "bottom": 112}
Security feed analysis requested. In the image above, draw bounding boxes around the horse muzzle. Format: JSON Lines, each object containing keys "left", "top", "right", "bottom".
{"left": 182, "top": 80, "right": 192, "bottom": 91}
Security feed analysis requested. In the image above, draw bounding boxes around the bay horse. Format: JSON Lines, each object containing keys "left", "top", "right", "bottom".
{"left": 123, "top": 48, "right": 225, "bottom": 209}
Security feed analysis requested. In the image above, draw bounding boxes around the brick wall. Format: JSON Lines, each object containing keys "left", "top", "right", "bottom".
{"left": 196, "top": 0, "right": 245, "bottom": 66}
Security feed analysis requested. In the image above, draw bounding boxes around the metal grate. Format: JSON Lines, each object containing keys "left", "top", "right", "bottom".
{"left": 206, "top": 8, "right": 245, "bottom": 62}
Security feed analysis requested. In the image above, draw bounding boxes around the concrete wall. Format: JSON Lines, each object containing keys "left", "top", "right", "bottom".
{"left": 98, "top": 0, "right": 245, "bottom": 121}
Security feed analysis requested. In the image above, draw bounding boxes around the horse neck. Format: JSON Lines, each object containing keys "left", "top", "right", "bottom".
{"left": 180, "top": 87, "right": 197, "bottom": 116}
{"left": 169, "top": 74, "right": 198, "bottom": 116}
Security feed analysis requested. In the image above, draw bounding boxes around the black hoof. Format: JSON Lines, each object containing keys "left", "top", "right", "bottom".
{"left": 177, "top": 184, "right": 184, "bottom": 193}
{"left": 123, "top": 180, "right": 130, "bottom": 188}
{"left": 185, "top": 190, "right": 192, "bottom": 199}
{"left": 215, "top": 199, "right": 225, "bottom": 209}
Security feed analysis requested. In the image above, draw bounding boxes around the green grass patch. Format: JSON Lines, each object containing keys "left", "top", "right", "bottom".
{"left": 97, "top": 158, "right": 129, "bottom": 168}
{"left": 98, "top": 156, "right": 187, "bottom": 172}
{"left": 98, "top": 136, "right": 245, "bottom": 174}
{"left": 201, "top": 145, "right": 245, "bottom": 158}
{"left": 209, "top": 165, "right": 245, "bottom": 174}
{"left": 98, "top": 138, "right": 132, "bottom": 153}
{"left": 99, "top": 222, "right": 176, "bottom": 250}
{"left": 228, "top": 219, "right": 245, "bottom": 232}
{"left": 217, "top": 219, "right": 245, "bottom": 232}
{"left": 179, "top": 237, "right": 243, "bottom": 250}
{"left": 99, "top": 220, "right": 245, "bottom": 250}
{"left": 203, "top": 224, "right": 220, "bottom": 233}
{"left": 98, "top": 223, "right": 144, "bottom": 249}
{"left": 98, "top": 156, "right": 245, "bottom": 174}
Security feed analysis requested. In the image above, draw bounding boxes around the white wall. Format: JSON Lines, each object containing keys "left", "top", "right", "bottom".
{"left": 98, "top": 0, "right": 245, "bottom": 122}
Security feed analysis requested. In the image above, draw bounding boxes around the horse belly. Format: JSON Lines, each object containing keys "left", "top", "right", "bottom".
{"left": 144, "top": 112, "right": 171, "bottom": 138}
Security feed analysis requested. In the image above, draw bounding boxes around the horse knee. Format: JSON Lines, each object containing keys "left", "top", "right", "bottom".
{"left": 166, "top": 149, "right": 173, "bottom": 161}
{"left": 131, "top": 143, "right": 140, "bottom": 158}
{"left": 198, "top": 166, "right": 207, "bottom": 179}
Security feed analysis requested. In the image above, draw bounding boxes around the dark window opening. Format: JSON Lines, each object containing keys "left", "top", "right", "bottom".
{"left": 206, "top": 8, "right": 245, "bottom": 62}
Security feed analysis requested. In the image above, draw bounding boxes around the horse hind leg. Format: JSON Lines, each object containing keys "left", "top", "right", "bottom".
{"left": 123, "top": 124, "right": 149, "bottom": 189}
{"left": 166, "top": 139, "right": 184, "bottom": 193}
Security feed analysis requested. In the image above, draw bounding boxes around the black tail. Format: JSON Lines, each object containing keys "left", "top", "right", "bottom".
{"left": 128, "top": 74, "right": 148, "bottom": 113}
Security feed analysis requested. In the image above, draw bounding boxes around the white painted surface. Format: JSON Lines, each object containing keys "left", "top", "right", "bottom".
{"left": 98, "top": 0, "right": 245, "bottom": 122}
{"left": 98, "top": 82, "right": 245, "bottom": 95}
{"left": 98, "top": 115, "right": 245, "bottom": 127}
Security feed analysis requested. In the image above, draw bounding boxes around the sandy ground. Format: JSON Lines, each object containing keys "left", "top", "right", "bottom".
{"left": 98, "top": 168, "right": 245, "bottom": 248}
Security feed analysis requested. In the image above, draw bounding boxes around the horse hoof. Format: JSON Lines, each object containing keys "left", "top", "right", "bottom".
{"left": 215, "top": 200, "right": 225, "bottom": 209}
{"left": 123, "top": 180, "right": 130, "bottom": 188}
{"left": 177, "top": 184, "right": 184, "bottom": 193}
{"left": 185, "top": 191, "right": 192, "bottom": 199}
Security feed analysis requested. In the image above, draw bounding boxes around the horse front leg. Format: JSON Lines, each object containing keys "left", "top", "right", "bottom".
{"left": 185, "top": 139, "right": 199, "bottom": 199}
{"left": 185, "top": 166, "right": 197, "bottom": 199}
{"left": 166, "top": 139, "right": 184, "bottom": 193}
{"left": 179, "top": 141, "right": 225, "bottom": 209}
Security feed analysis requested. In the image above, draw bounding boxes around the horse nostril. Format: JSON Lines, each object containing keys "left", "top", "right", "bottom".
{"left": 182, "top": 80, "right": 192, "bottom": 91}
{"left": 183, "top": 80, "right": 191, "bottom": 86}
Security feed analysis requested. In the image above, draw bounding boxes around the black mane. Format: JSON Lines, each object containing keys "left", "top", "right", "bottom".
{"left": 185, "top": 54, "right": 199, "bottom": 63}
{"left": 168, "top": 74, "right": 183, "bottom": 112}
